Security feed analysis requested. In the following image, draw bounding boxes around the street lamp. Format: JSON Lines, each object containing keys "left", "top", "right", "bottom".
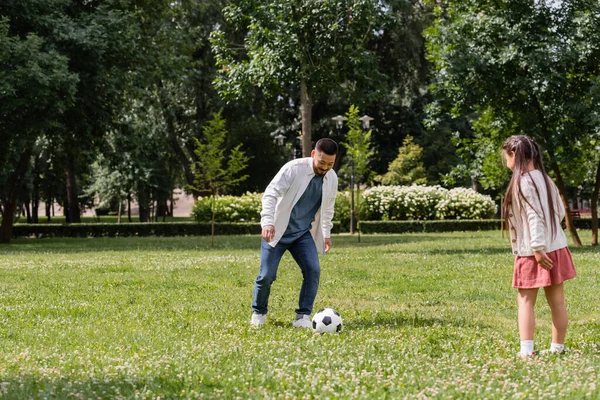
{"left": 331, "top": 115, "right": 347, "bottom": 130}
{"left": 274, "top": 134, "right": 286, "bottom": 146}
{"left": 359, "top": 115, "right": 374, "bottom": 130}
{"left": 331, "top": 114, "right": 374, "bottom": 235}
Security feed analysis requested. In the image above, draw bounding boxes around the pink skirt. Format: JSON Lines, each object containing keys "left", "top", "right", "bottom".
{"left": 513, "top": 247, "right": 576, "bottom": 289}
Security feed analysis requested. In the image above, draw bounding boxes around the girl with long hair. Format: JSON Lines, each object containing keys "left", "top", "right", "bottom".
{"left": 502, "top": 135, "right": 576, "bottom": 356}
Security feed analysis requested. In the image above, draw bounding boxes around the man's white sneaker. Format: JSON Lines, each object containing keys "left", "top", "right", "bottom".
{"left": 250, "top": 313, "right": 266, "bottom": 327}
{"left": 292, "top": 314, "right": 312, "bottom": 328}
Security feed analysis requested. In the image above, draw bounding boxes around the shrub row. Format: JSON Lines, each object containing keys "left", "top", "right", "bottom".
{"left": 191, "top": 192, "right": 262, "bottom": 222}
{"left": 359, "top": 218, "right": 595, "bottom": 233}
{"left": 11, "top": 218, "right": 593, "bottom": 238}
{"left": 12, "top": 222, "right": 261, "bottom": 238}
{"left": 191, "top": 186, "right": 498, "bottom": 225}
{"left": 12, "top": 221, "right": 345, "bottom": 238}
{"left": 362, "top": 185, "right": 497, "bottom": 220}
{"left": 359, "top": 219, "right": 503, "bottom": 234}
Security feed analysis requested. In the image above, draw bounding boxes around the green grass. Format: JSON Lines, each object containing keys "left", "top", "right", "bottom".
{"left": 0, "top": 231, "right": 599, "bottom": 399}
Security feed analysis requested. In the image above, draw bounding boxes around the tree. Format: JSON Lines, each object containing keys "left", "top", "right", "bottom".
{"left": 378, "top": 135, "right": 427, "bottom": 186}
{"left": 340, "top": 105, "right": 374, "bottom": 234}
{"left": 210, "top": 0, "right": 383, "bottom": 156}
{"left": 426, "top": 0, "right": 600, "bottom": 246}
{"left": 0, "top": 17, "right": 77, "bottom": 243}
{"left": 190, "top": 111, "right": 249, "bottom": 248}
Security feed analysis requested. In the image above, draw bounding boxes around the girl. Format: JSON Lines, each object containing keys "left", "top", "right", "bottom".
{"left": 502, "top": 135, "right": 576, "bottom": 357}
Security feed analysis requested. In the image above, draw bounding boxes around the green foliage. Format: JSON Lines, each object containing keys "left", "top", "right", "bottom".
{"left": 362, "top": 185, "right": 497, "bottom": 221}
{"left": 191, "top": 111, "right": 249, "bottom": 197}
{"left": 12, "top": 222, "right": 262, "bottom": 238}
{"left": 211, "top": 0, "right": 383, "bottom": 101}
{"left": 342, "top": 105, "right": 375, "bottom": 183}
{"left": 191, "top": 192, "right": 262, "bottom": 223}
{"left": 378, "top": 135, "right": 427, "bottom": 185}
{"left": 334, "top": 190, "right": 365, "bottom": 232}
{"left": 359, "top": 219, "right": 502, "bottom": 233}
{"left": 425, "top": 0, "right": 600, "bottom": 188}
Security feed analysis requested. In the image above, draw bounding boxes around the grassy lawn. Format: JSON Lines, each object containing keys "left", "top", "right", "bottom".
{"left": 0, "top": 231, "right": 599, "bottom": 399}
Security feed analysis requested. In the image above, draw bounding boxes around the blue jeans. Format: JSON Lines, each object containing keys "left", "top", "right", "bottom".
{"left": 252, "top": 231, "right": 320, "bottom": 316}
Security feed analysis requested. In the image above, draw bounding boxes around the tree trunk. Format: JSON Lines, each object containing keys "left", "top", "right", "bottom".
{"left": 471, "top": 177, "right": 482, "bottom": 193}
{"left": 32, "top": 159, "right": 40, "bottom": 224}
{"left": 138, "top": 188, "right": 150, "bottom": 223}
{"left": 65, "top": 155, "right": 81, "bottom": 223}
{"left": 547, "top": 150, "right": 582, "bottom": 246}
{"left": 32, "top": 195, "right": 39, "bottom": 224}
{"left": 117, "top": 200, "right": 122, "bottom": 224}
{"left": 169, "top": 191, "right": 174, "bottom": 217}
{"left": 24, "top": 202, "right": 32, "bottom": 224}
{"left": 300, "top": 80, "right": 312, "bottom": 157}
{"left": 591, "top": 159, "right": 600, "bottom": 246}
{"left": 0, "top": 149, "right": 32, "bottom": 243}
{"left": 156, "top": 192, "right": 169, "bottom": 222}
{"left": 46, "top": 200, "right": 51, "bottom": 222}
{"left": 127, "top": 194, "right": 132, "bottom": 222}
{"left": 63, "top": 198, "right": 70, "bottom": 222}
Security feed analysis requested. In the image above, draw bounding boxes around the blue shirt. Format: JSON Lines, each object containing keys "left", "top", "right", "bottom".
{"left": 280, "top": 174, "right": 324, "bottom": 243}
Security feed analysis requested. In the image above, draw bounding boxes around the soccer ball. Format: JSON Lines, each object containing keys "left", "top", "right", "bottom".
{"left": 312, "top": 308, "right": 343, "bottom": 334}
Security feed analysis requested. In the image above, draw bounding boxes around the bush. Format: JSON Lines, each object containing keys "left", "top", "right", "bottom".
{"left": 12, "top": 222, "right": 262, "bottom": 238}
{"left": 436, "top": 187, "right": 498, "bottom": 220}
{"left": 362, "top": 185, "right": 496, "bottom": 221}
{"left": 12, "top": 221, "right": 344, "bottom": 238}
{"left": 359, "top": 219, "right": 503, "bottom": 234}
{"left": 191, "top": 192, "right": 262, "bottom": 223}
{"left": 334, "top": 191, "right": 364, "bottom": 232}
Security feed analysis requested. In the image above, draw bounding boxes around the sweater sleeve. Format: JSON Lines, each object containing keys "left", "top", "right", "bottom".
{"left": 520, "top": 177, "right": 547, "bottom": 252}
{"left": 260, "top": 162, "right": 293, "bottom": 228}
{"left": 321, "top": 173, "right": 338, "bottom": 238}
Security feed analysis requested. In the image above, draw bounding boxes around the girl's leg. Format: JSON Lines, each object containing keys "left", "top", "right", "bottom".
{"left": 517, "top": 288, "right": 539, "bottom": 340}
{"left": 543, "top": 283, "right": 568, "bottom": 344}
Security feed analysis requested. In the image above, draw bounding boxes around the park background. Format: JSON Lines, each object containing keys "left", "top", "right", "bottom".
{"left": 1, "top": 1, "right": 600, "bottom": 398}
{"left": 2, "top": 0, "right": 600, "bottom": 246}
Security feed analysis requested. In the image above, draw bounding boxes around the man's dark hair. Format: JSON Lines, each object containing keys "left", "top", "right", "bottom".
{"left": 315, "top": 138, "right": 338, "bottom": 156}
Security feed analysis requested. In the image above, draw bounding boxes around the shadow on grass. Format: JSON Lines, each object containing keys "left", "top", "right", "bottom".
{"left": 4, "top": 232, "right": 596, "bottom": 257}
{"left": 347, "top": 310, "right": 490, "bottom": 330}
{"left": 0, "top": 374, "right": 222, "bottom": 399}
{"left": 2, "top": 233, "right": 494, "bottom": 254}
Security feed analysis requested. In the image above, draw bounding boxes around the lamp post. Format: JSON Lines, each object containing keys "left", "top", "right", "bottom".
{"left": 274, "top": 134, "right": 286, "bottom": 146}
{"left": 274, "top": 134, "right": 300, "bottom": 160}
{"left": 331, "top": 114, "right": 374, "bottom": 235}
{"left": 359, "top": 115, "right": 374, "bottom": 129}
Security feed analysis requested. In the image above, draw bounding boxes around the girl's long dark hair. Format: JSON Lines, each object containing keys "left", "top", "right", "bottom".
{"left": 503, "top": 135, "right": 559, "bottom": 239}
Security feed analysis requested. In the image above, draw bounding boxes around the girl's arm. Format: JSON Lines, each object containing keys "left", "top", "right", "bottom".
{"left": 520, "top": 178, "right": 546, "bottom": 252}
{"left": 521, "top": 178, "right": 554, "bottom": 270}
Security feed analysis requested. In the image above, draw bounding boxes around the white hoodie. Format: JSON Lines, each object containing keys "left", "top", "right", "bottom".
{"left": 260, "top": 157, "right": 338, "bottom": 255}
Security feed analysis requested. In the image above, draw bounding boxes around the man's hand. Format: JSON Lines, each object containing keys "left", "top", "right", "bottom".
{"left": 324, "top": 238, "right": 332, "bottom": 253}
{"left": 262, "top": 225, "right": 275, "bottom": 242}
{"left": 534, "top": 250, "right": 553, "bottom": 270}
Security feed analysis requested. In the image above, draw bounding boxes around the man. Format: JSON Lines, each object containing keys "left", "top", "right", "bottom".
{"left": 251, "top": 138, "right": 338, "bottom": 328}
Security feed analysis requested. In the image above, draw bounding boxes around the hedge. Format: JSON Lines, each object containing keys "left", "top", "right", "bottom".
{"left": 359, "top": 219, "right": 503, "bottom": 234}
{"left": 359, "top": 218, "right": 595, "bottom": 234}
{"left": 11, "top": 221, "right": 344, "bottom": 238}
{"left": 9, "top": 218, "right": 594, "bottom": 238}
